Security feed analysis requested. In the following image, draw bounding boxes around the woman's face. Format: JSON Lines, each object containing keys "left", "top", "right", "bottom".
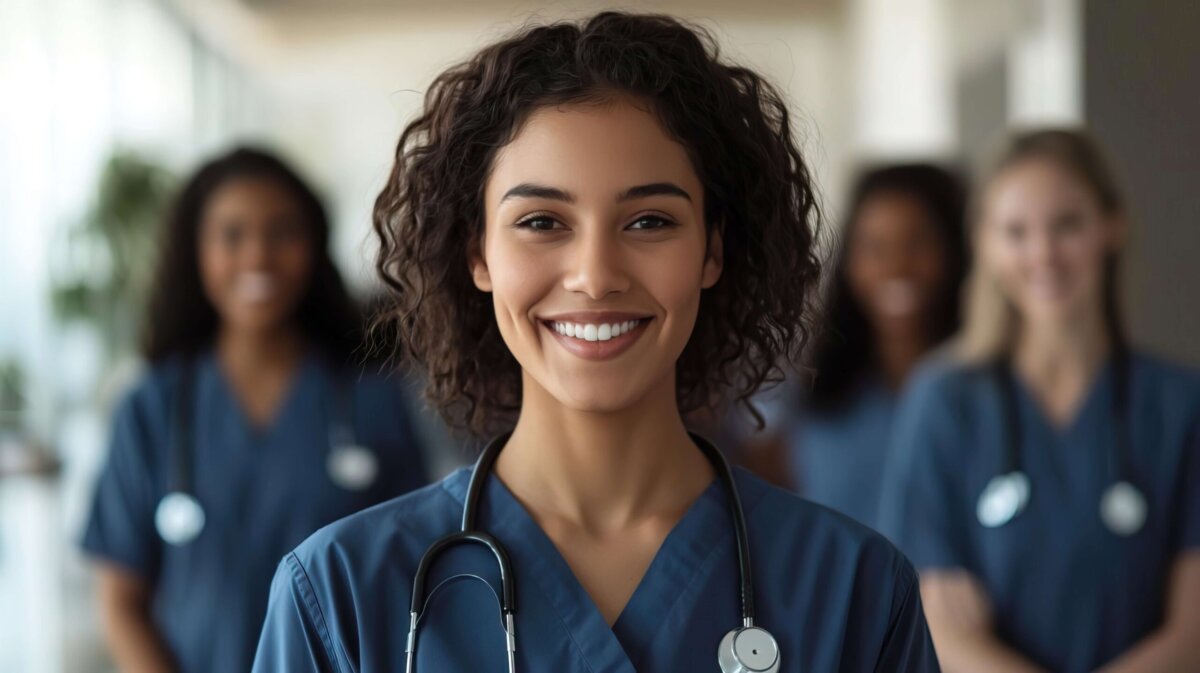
{"left": 980, "top": 158, "right": 1120, "bottom": 327}
{"left": 474, "top": 99, "right": 721, "bottom": 415}
{"left": 198, "top": 177, "right": 314, "bottom": 336}
{"left": 845, "top": 191, "right": 948, "bottom": 336}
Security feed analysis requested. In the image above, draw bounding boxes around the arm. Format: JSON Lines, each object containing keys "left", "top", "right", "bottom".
{"left": 1093, "top": 552, "right": 1200, "bottom": 673}
{"left": 95, "top": 564, "right": 177, "bottom": 673}
{"left": 920, "top": 570, "right": 1045, "bottom": 673}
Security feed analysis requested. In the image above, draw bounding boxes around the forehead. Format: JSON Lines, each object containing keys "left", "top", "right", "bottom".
{"left": 484, "top": 99, "right": 701, "bottom": 204}
{"left": 206, "top": 177, "right": 299, "bottom": 217}
{"left": 986, "top": 159, "right": 1099, "bottom": 218}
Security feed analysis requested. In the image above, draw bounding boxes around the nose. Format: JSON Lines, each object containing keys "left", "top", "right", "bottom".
{"left": 241, "top": 228, "right": 274, "bottom": 269}
{"left": 1028, "top": 227, "right": 1059, "bottom": 266}
{"left": 561, "top": 224, "right": 631, "bottom": 300}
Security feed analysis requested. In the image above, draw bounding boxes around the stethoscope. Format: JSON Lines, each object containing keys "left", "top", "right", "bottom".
{"left": 154, "top": 357, "right": 380, "bottom": 546}
{"left": 405, "top": 432, "right": 781, "bottom": 673}
{"left": 977, "top": 348, "right": 1148, "bottom": 536}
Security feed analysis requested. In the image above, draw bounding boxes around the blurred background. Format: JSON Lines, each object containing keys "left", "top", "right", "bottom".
{"left": 0, "top": 0, "right": 1196, "bottom": 671}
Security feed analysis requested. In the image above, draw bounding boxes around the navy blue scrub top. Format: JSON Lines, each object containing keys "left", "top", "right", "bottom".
{"left": 253, "top": 463, "right": 939, "bottom": 672}
{"left": 879, "top": 352, "right": 1200, "bottom": 672}
{"left": 81, "top": 350, "right": 429, "bottom": 673}
{"left": 789, "top": 379, "right": 895, "bottom": 529}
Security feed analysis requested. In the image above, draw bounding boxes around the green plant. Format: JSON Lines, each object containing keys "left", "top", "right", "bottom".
{"left": 51, "top": 150, "right": 174, "bottom": 357}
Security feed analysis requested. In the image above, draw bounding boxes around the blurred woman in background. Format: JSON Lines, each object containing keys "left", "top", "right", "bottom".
{"left": 881, "top": 130, "right": 1200, "bottom": 672}
{"left": 736, "top": 165, "right": 967, "bottom": 530}
{"left": 81, "top": 147, "right": 429, "bottom": 673}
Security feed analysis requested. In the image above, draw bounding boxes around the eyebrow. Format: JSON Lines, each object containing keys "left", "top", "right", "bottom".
{"left": 618, "top": 182, "right": 692, "bottom": 203}
{"left": 500, "top": 183, "right": 575, "bottom": 203}
{"left": 499, "top": 182, "right": 693, "bottom": 204}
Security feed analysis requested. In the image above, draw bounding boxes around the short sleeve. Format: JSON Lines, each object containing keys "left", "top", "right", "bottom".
{"left": 80, "top": 388, "right": 164, "bottom": 579}
{"left": 252, "top": 554, "right": 341, "bottom": 673}
{"left": 878, "top": 366, "right": 973, "bottom": 571}
{"left": 875, "top": 562, "right": 940, "bottom": 672}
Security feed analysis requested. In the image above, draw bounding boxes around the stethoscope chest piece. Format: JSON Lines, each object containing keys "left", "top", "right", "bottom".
{"left": 977, "top": 471, "right": 1031, "bottom": 528}
{"left": 156, "top": 491, "right": 206, "bottom": 545}
{"left": 327, "top": 443, "right": 379, "bottom": 491}
{"left": 1100, "top": 481, "right": 1146, "bottom": 536}
{"left": 718, "top": 626, "right": 780, "bottom": 673}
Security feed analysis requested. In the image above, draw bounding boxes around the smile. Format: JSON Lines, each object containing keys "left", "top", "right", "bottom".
{"left": 540, "top": 316, "right": 651, "bottom": 361}
{"left": 551, "top": 319, "right": 643, "bottom": 342}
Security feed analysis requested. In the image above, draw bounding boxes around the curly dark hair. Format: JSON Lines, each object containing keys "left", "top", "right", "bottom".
{"left": 143, "top": 147, "right": 362, "bottom": 363}
{"left": 372, "top": 11, "right": 821, "bottom": 436}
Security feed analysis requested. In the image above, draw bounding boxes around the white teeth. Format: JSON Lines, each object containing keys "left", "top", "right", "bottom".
{"left": 550, "top": 319, "right": 643, "bottom": 342}
{"left": 235, "top": 272, "right": 276, "bottom": 303}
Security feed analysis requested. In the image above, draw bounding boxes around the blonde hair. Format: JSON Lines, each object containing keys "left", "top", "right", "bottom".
{"left": 955, "top": 129, "right": 1126, "bottom": 363}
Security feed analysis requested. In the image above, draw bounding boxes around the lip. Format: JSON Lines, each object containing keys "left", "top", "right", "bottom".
{"left": 539, "top": 312, "right": 654, "bottom": 361}
{"left": 540, "top": 311, "right": 653, "bottom": 323}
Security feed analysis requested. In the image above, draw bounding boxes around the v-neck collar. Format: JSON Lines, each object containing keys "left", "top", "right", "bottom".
{"left": 441, "top": 463, "right": 760, "bottom": 671}
{"left": 1011, "top": 359, "right": 1115, "bottom": 441}
{"left": 202, "top": 349, "right": 318, "bottom": 446}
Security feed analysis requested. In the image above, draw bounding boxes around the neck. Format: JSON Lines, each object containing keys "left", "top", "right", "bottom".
{"left": 495, "top": 371, "right": 715, "bottom": 531}
{"left": 873, "top": 323, "right": 931, "bottom": 390}
{"left": 215, "top": 323, "right": 307, "bottom": 374}
{"left": 1013, "top": 308, "right": 1112, "bottom": 385}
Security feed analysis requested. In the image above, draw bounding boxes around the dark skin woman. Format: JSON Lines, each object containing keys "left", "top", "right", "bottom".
{"left": 82, "top": 148, "right": 427, "bottom": 673}
{"left": 738, "top": 165, "right": 967, "bottom": 527}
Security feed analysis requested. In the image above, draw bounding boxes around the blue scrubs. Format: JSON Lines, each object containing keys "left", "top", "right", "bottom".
{"left": 879, "top": 352, "right": 1200, "bottom": 672}
{"left": 253, "top": 463, "right": 939, "bottom": 671}
{"left": 789, "top": 379, "right": 895, "bottom": 529}
{"left": 81, "top": 351, "right": 429, "bottom": 673}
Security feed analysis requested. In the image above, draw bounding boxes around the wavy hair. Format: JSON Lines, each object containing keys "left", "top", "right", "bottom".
{"left": 372, "top": 11, "right": 821, "bottom": 435}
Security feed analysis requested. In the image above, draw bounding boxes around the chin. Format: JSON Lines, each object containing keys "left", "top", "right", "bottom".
{"left": 556, "top": 387, "right": 645, "bottom": 415}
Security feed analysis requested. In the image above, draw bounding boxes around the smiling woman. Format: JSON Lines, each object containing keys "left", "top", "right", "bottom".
{"left": 253, "top": 12, "right": 940, "bottom": 673}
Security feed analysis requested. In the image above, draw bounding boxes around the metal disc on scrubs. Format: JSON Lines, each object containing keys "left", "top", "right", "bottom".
{"left": 718, "top": 626, "right": 780, "bottom": 673}
{"left": 1100, "top": 481, "right": 1146, "bottom": 536}
{"left": 977, "top": 472, "right": 1030, "bottom": 528}
{"left": 155, "top": 492, "right": 205, "bottom": 545}
{"left": 327, "top": 444, "right": 378, "bottom": 491}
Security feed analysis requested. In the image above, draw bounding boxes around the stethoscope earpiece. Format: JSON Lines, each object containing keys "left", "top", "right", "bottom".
{"left": 718, "top": 625, "right": 780, "bottom": 673}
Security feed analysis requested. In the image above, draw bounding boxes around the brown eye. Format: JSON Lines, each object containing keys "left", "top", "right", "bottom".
{"left": 515, "top": 216, "right": 562, "bottom": 232}
{"left": 627, "top": 216, "right": 673, "bottom": 231}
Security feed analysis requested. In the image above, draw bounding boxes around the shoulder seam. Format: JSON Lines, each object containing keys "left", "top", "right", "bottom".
{"left": 286, "top": 552, "right": 345, "bottom": 673}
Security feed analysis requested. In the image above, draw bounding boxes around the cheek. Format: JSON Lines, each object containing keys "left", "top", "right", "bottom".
{"left": 911, "top": 248, "right": 948, "bottom": 290}
{"left": 982, "top": 232, "right": 1022, "bottom": 281}
{"left": 639, "top": 242, "right": 707, "bottom": 326}
{"left": 486, "top": 242, "right": 556, "bottom": 322}
{"left": 197, "top": 243, "right": 233, "bottom": 298}
{"left": 1058, "top": 230, "right": 1108, "bottom": 276}
{"left": 277, "top": 241, "right": 314, "bottom": 286}
{"left": 845, "top": 253, "right": 883, "bottom": 299}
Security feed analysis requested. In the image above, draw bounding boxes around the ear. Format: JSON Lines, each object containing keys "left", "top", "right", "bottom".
{"left": 701, "top": 226, "right": 724, "bottom": 289}
{"left": 469, "top": 235, "right": 493, "bottom": 292}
